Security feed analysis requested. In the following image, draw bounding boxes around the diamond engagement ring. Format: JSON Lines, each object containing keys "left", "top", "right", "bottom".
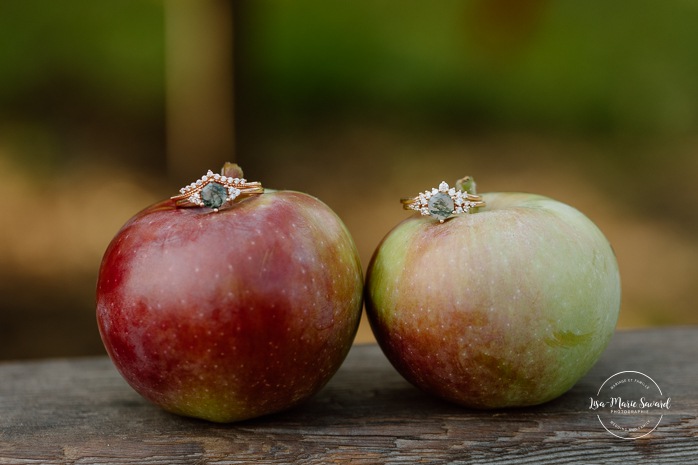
{"left": 401, "top": 180, "right": 485, "bottom": 223}
{"left": 171, "top": 170, "right": 264, "bottom": 212}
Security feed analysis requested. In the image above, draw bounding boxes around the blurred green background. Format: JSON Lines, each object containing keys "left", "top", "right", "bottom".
{"left": 1, "top": 0, "right": 697, "bottom": 360}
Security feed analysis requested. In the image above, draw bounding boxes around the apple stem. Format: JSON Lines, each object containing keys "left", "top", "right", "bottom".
{"left": 456, "top": 176, "right": 477, "bottom": 195}
{"left": 221, "top": 162, "right": 244, "bottom": 179}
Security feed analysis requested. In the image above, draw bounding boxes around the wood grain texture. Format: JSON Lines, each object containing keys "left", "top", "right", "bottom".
{"left": 0, "top": 327, "right": 696, "bottom": 464}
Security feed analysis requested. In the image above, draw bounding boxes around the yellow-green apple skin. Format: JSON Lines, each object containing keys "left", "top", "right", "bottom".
{"left": 366, "top": 192, "right": 620, "bottom": 408}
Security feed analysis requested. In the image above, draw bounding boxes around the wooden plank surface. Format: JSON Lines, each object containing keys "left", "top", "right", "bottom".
{"left": 0, "top": 327, "right": 696, "bottom": 464}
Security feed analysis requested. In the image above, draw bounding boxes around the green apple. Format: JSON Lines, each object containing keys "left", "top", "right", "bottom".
{"left": 366, "top": 190, "right": 621, "bottom": 408}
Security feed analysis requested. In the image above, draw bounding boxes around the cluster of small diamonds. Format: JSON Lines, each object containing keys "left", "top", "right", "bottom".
{"left": 409, "top": 181, "right": 476, "bottom": 216}
{"left": 178, "top": 170, "right": 245, "bottom": 206}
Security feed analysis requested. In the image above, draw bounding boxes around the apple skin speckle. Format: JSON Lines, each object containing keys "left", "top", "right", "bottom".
{"left": 366, "top": 192, "right": 620, "bottom": 408}
{"left": 97, "top": 190, "right": 363, "bottom": 422}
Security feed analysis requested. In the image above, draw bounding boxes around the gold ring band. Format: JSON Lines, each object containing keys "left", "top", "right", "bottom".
{"left": 171, "top": 170, "right": 264, "bottom": 212}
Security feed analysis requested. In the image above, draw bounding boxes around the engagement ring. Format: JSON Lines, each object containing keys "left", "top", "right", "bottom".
{"left": 171, "top": 170, "right": 264, "bottom": 212}
{"left": 401, "top": 181, "right": 485, "bottom": 223}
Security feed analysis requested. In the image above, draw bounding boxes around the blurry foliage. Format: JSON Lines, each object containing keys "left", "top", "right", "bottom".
{"left": 0, "top": 0, "right": 165, "bottom": 171}
{"left": 0, "top": 0, "right": 164, "bottom": 110}
{"left": 244, "top": 0, "right": 698, "bottom": 134}
{"left": 2, "top": 0, "right": 697, "bottom": 148}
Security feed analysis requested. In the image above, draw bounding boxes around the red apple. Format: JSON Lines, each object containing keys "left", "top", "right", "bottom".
{"left": 366, "top": 190, "right": 621, "bottom": 408}
{"left": 96, "top": 169, "right": 363, "bottom": 422}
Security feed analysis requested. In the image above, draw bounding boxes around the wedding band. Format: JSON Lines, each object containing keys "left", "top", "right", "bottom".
{"left": 171, "top": 170, "right": 264, "bottom": 212}
{"left": 401, "top": 181, "right": 485, "bottom": 223}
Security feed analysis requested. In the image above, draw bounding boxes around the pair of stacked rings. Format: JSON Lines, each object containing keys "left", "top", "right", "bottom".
{"left": 174, "top": 170, "right": 485, "bottom": 222}
{"left": 171, "top": 170, "right": 264, "bottom": 212}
